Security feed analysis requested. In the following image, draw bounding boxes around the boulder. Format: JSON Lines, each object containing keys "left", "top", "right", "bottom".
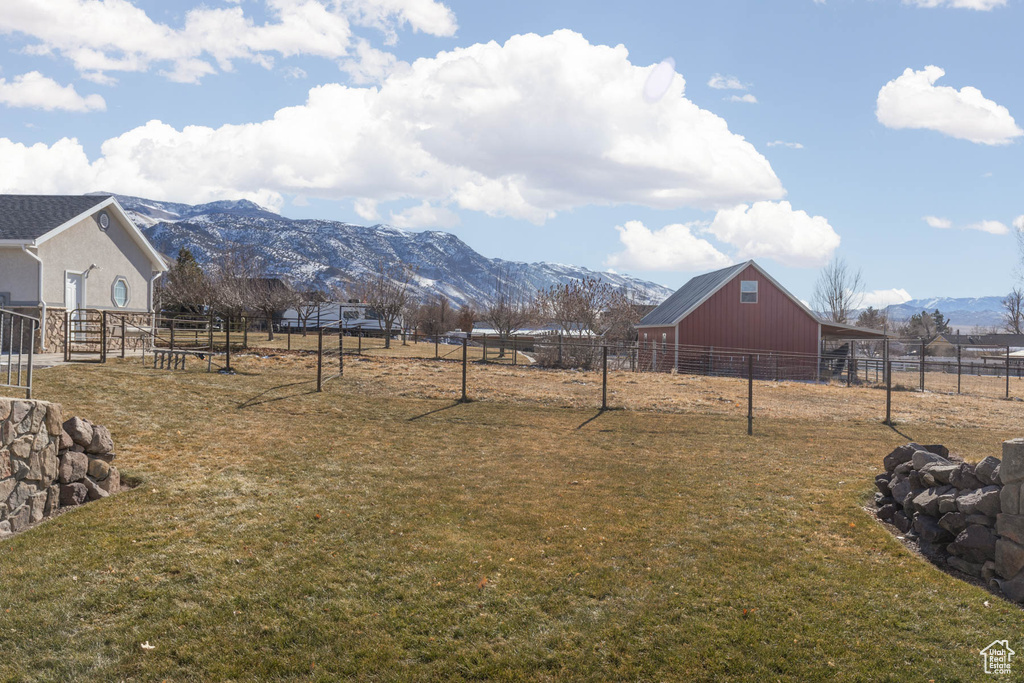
{"left": 0, "top": 398, "right": 9, "bottom": 421}
{"left": 81, "top": 477, "right": 108, "bottom": 501}
{"left": 875, "top": 473, "right": 893, "bottom": 496}
{"left": 995, "top": 539, "right": 1024, "bottom": 579}
{"left": 1001, "top": 483, "right": 1021, "bottom": 517}
{"left": 913, "top": 449, "right": 951, "bottom": 471}
{"left": 920, "top": 462, "right": 958, "bottom": 486}
{"left": 996, "top": 514, "right": 1024, "bottom": 546}
{"left": 58, "top": 452, "right": 88, "bottom": 484}
{"left": 894, "top": 461, "right": 914, "bottom": 476}
{"left": 97, "top": 466, "right": 119, "bottom": 495}
{"left": 86, "top": 425, "right": 114, "bottom": 455}
{"left": 918, "top": 540, "right": 948, "bottom": 559}
{"left": 59, "top": 482, "right": 87, "bottom": 506}
{"left": 893, "top": 511, "right": 912, "bottom": 533}
{"left": 903, "top": 489, "right": 924, "bottom": 512}
{"left": 28, "top": 491, "right": 47, "bottom": 524}
{"left": 911, "top": 486, "right": 955, "bottom": 517}
{"left": 965, "top": 513, "right": 996, "bottom": 527}
{"left": 949, "top": 463, "right": 985, "bottom": 491}
{"left": 7, "top": 481, "right": 35, "bottom": 510}
{"left": 908, "top": 471, "right": 925, "bottom": 490}
{"left": 983, "top": 560, "right": 999, "bottom": 583}
{"left": 0, "top": 478, "right": 15, "bottom": 503}
{"left": 914, "top": 514, "right": 953, "bottom": 544}
{"left": 947, "top": 556, "right": 985, "bottom": 578}
{"left": 0, "top": 450, "right": 9, "bottom": 479}
{"left": 998, "top": 572, "right": 1024, "bottom": 602}
{"left": 10, "top": 459, "right": 28, "bottom": 481}
{"left": 44, "top": 404, "right": 62, "bottom": 436}
{"left": 87, "top": 458, "right": 110, "bottom": 481}
{"left": 877, "top": 504, "right": 898, "bottom": 522}
{"left": 890, "top": 477, "right": 912, "bottom": 506}
{"left": 922, "top": 444, "right": 950, "bottom": 458}
{"left": 939, "top": 512, "right": 967, "bottom": 536}
{"left": 948, "top": 524, "right": 997, "bottom": 564}
{"left": 43, "top": 484, "right": 59, "bottom": 516}
{"left": 9, "top": 401, "right": 31, "bottom": 425}
{"left": 937, "top": 493, "right": 959, "bottom": 515}
{"left": 62, "top": 417, "right": 93, "bottom": 449}
{"left": 884, "top": 444, "right": 916, "bottom": 472}
{"left": 0, "top": 520, "right": 9, "bottom": 538}
{"left": 7, "top": 504, "right": 29, "bottom": 532}
{"left": 58, "top": 430, "right": 73, "bottom": 452}
{"left": 956, "top": 486, "right": 1001, "bottom": 517}
{"left": 975, "top": 456, "right": 1002, "bottom": 486}
{"left": 8, "top": 436, "right": 31, "bottom": 460}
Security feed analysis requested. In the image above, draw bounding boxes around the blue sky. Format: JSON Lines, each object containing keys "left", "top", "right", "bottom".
{"left": 0, "top": 0, "right": 1021, "bottom": 305}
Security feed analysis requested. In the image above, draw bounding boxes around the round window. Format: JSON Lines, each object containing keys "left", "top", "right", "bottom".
{"left": 98, "top": 211, "right": 110, "bottom": 231}
{"left": 112, "top": 279, "right": 129, "bottom": 307}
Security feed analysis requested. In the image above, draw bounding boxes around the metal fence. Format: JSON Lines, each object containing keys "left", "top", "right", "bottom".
{"left": 0, "top": 308, "right": 37, "bottom": 399}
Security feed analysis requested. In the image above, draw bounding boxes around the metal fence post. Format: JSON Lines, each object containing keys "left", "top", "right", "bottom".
{"left": 101, "top": 310, "right": 107, "bottom": 363}
{"left": 64, "top": 310, "right": 70, "bottom": 362}
{"left": 243, "top": 317, "right": 248, "bottom": 349}
{"left": 558, "top": 334, "right": 563, "bottom": 365}
{"left": 121, "top": 316, "right": 126, "bottom": 358}
{"left": 170, "top": 319, "right": 175, "bottom": 351}
{"left": 460, "top": 337, "right": 468, "bottom": 403}
{"left": 919, "top": 338, "right": 925, "bottom": 392}
{"left": 602, "top": 345, "right": 608, "bottom": 411}
{"left": 884, "top": 359, "right": 892, "bottom": 426}
{"left": 225, "top": 317, "right": 232, "bottom": 372}
{"left": 1007, "top": 346, "right": 1011, "bottom": 399}
{"left": 338, "top": 327, "right": 344, "bottom": 376}
{"left": 747, "top": 354, "right": 753, "bottom": 436}
{"left": 357, "top": 333, "right": 362, "bottom": 355}
{"left": 317, "top": 328, "right": 324, "bottom": 392}
{"left": 957, "top": 344, "right": 962, "bottom": 394}
{"left": 25, "top": 320, "right": 34, "bottom": 400}
{"left": 846, "top": 343, "right": 852, "bottom": 387}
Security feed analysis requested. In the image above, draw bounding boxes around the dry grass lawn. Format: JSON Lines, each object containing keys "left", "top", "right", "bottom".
{"left": 1, "top": 351, "right": 1021, "bottom": 681}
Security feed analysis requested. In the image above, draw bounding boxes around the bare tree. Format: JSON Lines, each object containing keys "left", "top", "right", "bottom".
{"left": 415, "top": 294, "right": 455, "bottom": 339}
{"left": 538, "top": 276, "right": 613, "bottom": 337}
{"left": 251, "top": 277, "right": 299, "bottom": 341}
{"left": 812, "top": 257, "right": 864, "bottom": 324}
{"left": 482, "top": 264, "right": 537, "bottom": 352}
{"left": 209, "top": 244, "right": 261, "bottom": 320}
{"left": 353, "top": 260, "right": 414, "bottom": 348}
{"left": 295, "top": 287, "right": 331, "bottom": 336}
{"left": 600, "top": 288, "right": 645, "bottom": 343}
{"left": 456, "top": 303, "right": 476, "bottom": 335}
{"left": 1003, "top": 288, "right": 1024, "bottom": 334}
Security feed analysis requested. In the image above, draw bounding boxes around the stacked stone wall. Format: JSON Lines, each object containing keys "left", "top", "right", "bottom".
{"left": 1, "top": 399, "right": 121, "bottom": 538}
{"left": 875, "top": 439, "right": 1024, "bottom": 602}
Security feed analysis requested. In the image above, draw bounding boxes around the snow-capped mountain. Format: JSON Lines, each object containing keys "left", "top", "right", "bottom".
{"left": 885, "top": 296, "right": 1008, "bottom": 330}
{"left": 114, "top": 194, "right": 674, "bottom": 306}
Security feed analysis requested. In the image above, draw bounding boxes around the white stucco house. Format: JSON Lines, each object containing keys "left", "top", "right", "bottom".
{"left": 0, "top": 194, "right": 168, "bottom": 351}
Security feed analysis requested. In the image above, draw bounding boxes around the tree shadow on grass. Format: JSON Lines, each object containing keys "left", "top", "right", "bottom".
{"left": 237, "top": 380, "right": 317, "bottom": 409}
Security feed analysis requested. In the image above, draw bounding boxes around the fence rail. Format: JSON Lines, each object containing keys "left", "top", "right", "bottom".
{"left": 0, "top": 308, "right": 37, "bottom": 399}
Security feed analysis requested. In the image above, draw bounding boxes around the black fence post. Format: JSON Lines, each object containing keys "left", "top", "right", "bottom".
{"left": 1007, "top": 346, "right": 1011, "bottom": 399}
{"left": 747, "top": 354, "right": 754, "bottom": 436}
{"left": 460, "top": 337, "right": 468, "bottom": 403}
{"left": 885, "top": 359, "right": 892, "bottom": 426}
{"left": 225, "top": 318, "right": 232, "bottom": 372}
{"left": 339, "top": 328, "right": 344, "bottom": 376}
{"left": 435, "top": 335, "right": 439, "bottom": 360}
{"left": 846, "top": 343, "right": 852, "bottom": 387}
{"left": 121, "top": 316, "right": 126, "bottom": 359}
{"left": 482, "top": 337, "right": 488, "bottom": 363}
{"left": 358, "top": 333, "right": 362, "bottom": 355}
{"left": 513, "top": 336, "right": 518, "bottom": 366}
{"left": 919, "top": 339, "right": 925, "bottom": 392}
{"left": 64, "top": 310, "right": 70, "bottom": 362}
{"left": 287, "top": 324, "right": 291, "bottom": 351}
{"left": 243, "top": 317, "right": 248, "bottom": 349}
{"left": 170, "top": 319, "right": 175, "bottom": 352}
{"left": 317, "top": 328, "right": 324, "bottom": 392}
{"left": 602, "top": 345, "right": 608, "bottom": 411}
{"left": 956, "top": 344, "right": 962, "bottom": 394}
{"left": 558, "top": 334, "right": 563, "bottom": 365}
{"left": 101, "top": 310, "right": 107, "bottom": 363}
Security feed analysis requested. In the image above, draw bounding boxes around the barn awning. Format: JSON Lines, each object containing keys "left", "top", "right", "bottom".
{"left": 820, "top": 321, "right": 887, "bottom": 339}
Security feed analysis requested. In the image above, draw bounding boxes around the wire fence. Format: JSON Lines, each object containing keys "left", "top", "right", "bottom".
{"left": 0, "top": 308, "right": 37, "bottom": 399}
{"left": 63, "top": 311, "right": 1024, "bottom": 434}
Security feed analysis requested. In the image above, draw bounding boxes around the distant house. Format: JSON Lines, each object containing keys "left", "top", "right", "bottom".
{"left": 636, "top": 260, "right": 884, "bottom": 374}
{"left": 929, "top": 332, "right": 1024, "bottom": 356}
{"left": 0, "top": 195, "right": 167, "bottom": 351}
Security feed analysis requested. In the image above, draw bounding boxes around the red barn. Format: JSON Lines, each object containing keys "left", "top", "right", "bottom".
{"left": 636, "top": 260, "right": 884, "bottom": 377}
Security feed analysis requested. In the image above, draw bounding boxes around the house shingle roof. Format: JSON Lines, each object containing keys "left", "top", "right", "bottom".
{"left": 637, "top": 262, "right": 748, "bottom": 327}
{"left": 0, "top": 194, "right": 111, "bottom": 241}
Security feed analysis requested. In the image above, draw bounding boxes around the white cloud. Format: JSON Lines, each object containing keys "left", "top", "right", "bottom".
{"left": 923, "top": 215, "right": 952, "bottom": 228}
{"left": 708, "top": 74, "right": 746, "bottom": 90}
{"left": 767, "top": 140, "right": 804, "bottom": 149}
{"left": 0, "top": 71, "right": 105, "bottom": 111}
{"left": 0, "top": 31, "right": 785, "bottom": 223}
{"left": 1015, "top": 215, "right": 1024, "bottom": 231}
{"left": 0, "top": 0, "right": 457, "bottom": 84}
{"left": 924, "top": 215, "right": 1009, "bottom": 234}
{"left": 388, "top": 200, "right": 459, "bottom": 228}
{"left": 965, "top": 220, "right": 1009, "bottom": 235}
{"left": 861, "top": 288, "right": 913, "bottom": 309}
{"left": 876, "top": 65, "right": 1022, "bottom": 145}
{"left": 354, "top": 197, "right": 381, "bottom": 222}
{"left": 903, "top": 0, "right": 1006, "bottom": 9}
{"left": 706, "top": 200, "right": 840, "bottom": 268}
{"left": 606, "top": 220, "right": 731, "bottom": 271}
{"left": 727, "top": 94, "right": 757, "bottom": 104}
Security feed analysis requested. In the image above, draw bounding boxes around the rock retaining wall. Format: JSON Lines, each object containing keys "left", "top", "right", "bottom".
{"left": 1, "top": 399, "right": 120, "bottom": 539}
{"left": 875, "top": 439, "right": 1024, "bottom": 603}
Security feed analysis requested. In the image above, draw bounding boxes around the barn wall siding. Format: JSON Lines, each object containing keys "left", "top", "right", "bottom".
{"left": 675, "top": 264, "right": 818, "bottom": 356}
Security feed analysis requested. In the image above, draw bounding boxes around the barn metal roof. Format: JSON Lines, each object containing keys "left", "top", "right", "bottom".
{"left": 0, "top": 194, "right": 111, "bottom": 240}
{"left": 637, "top": 262, "right": 749, "bottom": 327}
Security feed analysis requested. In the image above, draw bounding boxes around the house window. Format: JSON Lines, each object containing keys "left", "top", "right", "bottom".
{"left": 740, "top": 280, "right": 758, "bottom": 304}
{"left": 0, "top": 292, "right": 9, "bottom": 307}
{"left": 112, "top": 278, "right": 130, "bottom": 307}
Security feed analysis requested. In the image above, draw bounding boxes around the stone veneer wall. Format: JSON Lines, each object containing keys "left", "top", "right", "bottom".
{"left": 874, "top": 439, "right": 1024, "bottom": 603}
{"left": 1, "top": 398, "right": 120, "bottom": 539}
{"left": 42, "top": 308, "right": 152, "bottom": 353}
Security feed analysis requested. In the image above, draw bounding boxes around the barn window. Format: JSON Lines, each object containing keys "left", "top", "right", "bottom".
{"left": 662, "top": 333, "right": 667, "bottom": 343}
{"left": 740, "top": 280, "right": 758, "bottom": 304}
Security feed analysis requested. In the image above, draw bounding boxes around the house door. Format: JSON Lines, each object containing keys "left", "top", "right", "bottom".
{"left": 66, "top": 272, "right": 84, "bottom": 340}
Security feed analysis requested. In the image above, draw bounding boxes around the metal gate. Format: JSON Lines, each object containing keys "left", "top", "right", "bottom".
{"left": 1, "top": 308, "right": 37, "bottom": 398}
